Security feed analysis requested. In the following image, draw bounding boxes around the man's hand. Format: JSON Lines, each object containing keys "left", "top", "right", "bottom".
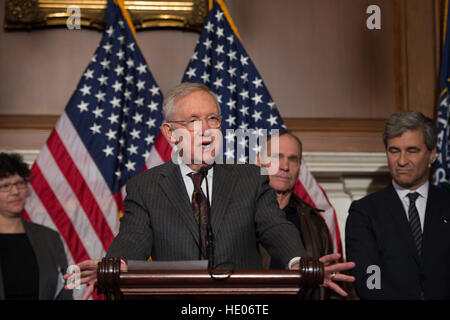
{"left": 319, "top": 253, "right": 355, "bottom": 297}
{"left": 290, "top": 253, "right": 355, "bottom": 297}
{"left": 63, "top": 259, "right": 128, "bottom": 300}
{"left": 63, "top": 259, "right": 99, "bottom": 300}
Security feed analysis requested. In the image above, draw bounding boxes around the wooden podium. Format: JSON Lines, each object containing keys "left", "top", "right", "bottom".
{"left": 97, "top": 257, "right": 324, "bottom": 300}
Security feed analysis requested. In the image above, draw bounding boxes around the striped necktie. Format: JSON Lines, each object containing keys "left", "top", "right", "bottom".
{"left": 407, "top": 192, "right": 422, "bottom": 257}
{"left": 188, "top": 172, "right": 208, "bottom": 258}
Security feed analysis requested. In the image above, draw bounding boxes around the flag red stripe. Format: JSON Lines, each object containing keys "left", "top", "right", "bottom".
{"left": 22, "top": 209, "right": 31, "bottom": 221}
{"left": 30, "top": 164, "right": 90, "bottom": 263}
{"left": 293, "top": 179, "right": 316, "bottom": 209}
{"left": 154, "top": 132, "right": 172, "bottom": 162}
{"left": 317, "top": 184, "right": 342, "bottom": 253}
{"left": 293, "top": 179, "right": 336, "bottom": 250}
{"left": 46, "top": 131, "right": 115, "bottom": 251}
{"left": 114, "top": 192, "right": 124, "bottom": 213}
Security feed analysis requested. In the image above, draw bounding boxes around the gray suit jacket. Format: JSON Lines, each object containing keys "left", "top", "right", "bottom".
{"left": 107, "top": 161, "right": 308, "bottom": 268}
{"left": 0, "top": 219, "right": 72, "bottom": 300}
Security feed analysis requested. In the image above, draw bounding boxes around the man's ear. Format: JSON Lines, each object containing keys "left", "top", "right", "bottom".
{"left": 429, "top": 147, "right": 437, "bottom": 164}
{"left": 161, "top": 122, "right": 176, "bottom": 144}
{"left": 256, "top": 153, "right": 271, "bottom": 168}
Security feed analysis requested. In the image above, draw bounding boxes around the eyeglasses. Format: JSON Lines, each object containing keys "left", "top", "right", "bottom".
{"left": 167, "top": 115, "right": 222, "bottom": 130}
{"left": 0, "top": 180, "right": 27, "bottom": 192}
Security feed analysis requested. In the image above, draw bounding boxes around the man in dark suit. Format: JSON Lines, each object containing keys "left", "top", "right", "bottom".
{"left": 346, "top": 111, "right": 450, "bottom": 300}
{"left": 66, "top": 82, "right": 354, "bottom": 298}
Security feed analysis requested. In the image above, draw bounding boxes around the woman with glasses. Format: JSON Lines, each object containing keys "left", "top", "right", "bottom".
{"left": 0, "top": 153, "right": 72, "bottom": 300}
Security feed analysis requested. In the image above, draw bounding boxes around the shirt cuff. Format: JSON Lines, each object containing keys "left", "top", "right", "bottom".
{"left": 287, "top": 257, "right": 301, "bottom": 269}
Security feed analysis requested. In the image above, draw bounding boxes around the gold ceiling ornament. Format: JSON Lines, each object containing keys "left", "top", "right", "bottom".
{"left": 4, "top": 0, "right": 209, "bottom": 32}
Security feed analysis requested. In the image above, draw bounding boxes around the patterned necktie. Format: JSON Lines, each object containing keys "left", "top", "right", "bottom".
{"left": 188, "top": 172, "right": 208, "bottom": 258}
{"left": 407, "top": 192, "right": 422, "bottom": 257}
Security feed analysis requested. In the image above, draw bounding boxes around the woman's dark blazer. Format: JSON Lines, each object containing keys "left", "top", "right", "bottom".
{"left": 0, "top": 219, "right": 72, "bottom": 300}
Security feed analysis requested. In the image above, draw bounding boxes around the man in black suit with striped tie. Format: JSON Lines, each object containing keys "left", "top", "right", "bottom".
{"left": 346, "top": 111, "right": 450, "bottom": 300}
{"left": 66, "top": 82, "right": 355, "bottom": 299}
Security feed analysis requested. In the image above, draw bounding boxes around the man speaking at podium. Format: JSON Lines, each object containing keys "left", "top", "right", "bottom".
{"left": 65, "top": 82, "right": 354, "bottom": 299}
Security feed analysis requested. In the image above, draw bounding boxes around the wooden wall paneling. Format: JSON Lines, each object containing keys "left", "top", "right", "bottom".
{"left": 434, "top": 0, "right": 445, "bottom": 119}
{"left": 393, "top": 0, "right": 443, "bottom": 118}
{"left": 0, "top": 115, "right": 387, "bottom": 152}
{"left": 393, "top": 0, "right": 408, "bottom": 113}
{"left": 0, "top": 115, "right": 57, "bottom": 130}
{"left": 285, "top": 118, "right": 386, "bottom": 152}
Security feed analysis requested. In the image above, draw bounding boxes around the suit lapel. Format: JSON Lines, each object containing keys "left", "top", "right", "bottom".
{"left": 0, "top": 264, "right": 5, "bottom": 299}
{"left": 386, "top": 185, "right": 421, "bottom": 265}
{"left": 210, "top": 164, "right": 237, "bottom": 235}
{"left": 422, "top": 184, "right": 438, "bottom": 258}
{"left": 158, "top": 161, "right": 201, "bottom": 248}
{"left": 22, "top": 220, "right": 48, "bottom": 299}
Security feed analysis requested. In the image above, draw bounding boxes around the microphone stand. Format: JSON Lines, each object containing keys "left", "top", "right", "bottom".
{"left": 200, "top": 166, "right": 215, "bottom": 272}
{"left": 199, "top": 166, "right": 234, "bottom": 281}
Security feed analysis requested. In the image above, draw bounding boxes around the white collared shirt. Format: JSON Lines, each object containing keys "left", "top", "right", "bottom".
{"left": 179, "top": 162, "right": 214, "bottom": 205}
{"left": 392, "top": 180, "right": 429, "bottom": 231}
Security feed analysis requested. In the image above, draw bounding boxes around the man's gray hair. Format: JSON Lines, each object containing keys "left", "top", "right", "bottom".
{"left": 162, "top": 82, "right": 221, "bottom": 120}
{"left": 382, "top": 111, "right": 437, "bottom": 151}
{"left": 261, "top": 130, "right": 303, "bottom": 160}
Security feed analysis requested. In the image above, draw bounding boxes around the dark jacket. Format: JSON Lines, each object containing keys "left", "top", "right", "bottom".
{"left": 260, "top": 193, "right": 336, "bottom": 299}
{"left": 346, "top": 184, "right": 450, "bottom": 300}
{"left": 0, "top": 219, "right": 72, "bottom": 300}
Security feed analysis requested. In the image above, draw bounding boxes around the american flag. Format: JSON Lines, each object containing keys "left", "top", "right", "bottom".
{"left": 434, "top": 0, "right": 450, "bottom": 191}
{"left": 23, "top": 0, "right": 168, "bottom": 297}
{"left": 182, "top": 0, "right": 342, "bottom": 253}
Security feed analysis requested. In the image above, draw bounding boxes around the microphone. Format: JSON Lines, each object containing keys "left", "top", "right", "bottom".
{"left": 199, "top": 166, "right": 214, "bottom": 271}
{"left": 199, "top": 166, "right": 208, "bottom": 179}
{"left": 199, "top": 166, "right": 236, "bottom": 281}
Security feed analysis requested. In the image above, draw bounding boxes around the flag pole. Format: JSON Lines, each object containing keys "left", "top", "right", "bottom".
{"left": 115, "top": 0, "right": 137, "bottom": 40}
{"left": 215, "top": 0, "right": 241, "bottom": 40}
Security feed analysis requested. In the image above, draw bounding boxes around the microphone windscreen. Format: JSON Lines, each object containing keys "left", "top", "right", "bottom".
{"left": 199, "top": 166, "right": 208, "bottom": 177}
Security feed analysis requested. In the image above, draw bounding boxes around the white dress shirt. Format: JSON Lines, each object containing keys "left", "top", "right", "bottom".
{"left": 392, "top": 180, "right": 429, "bottom": 231}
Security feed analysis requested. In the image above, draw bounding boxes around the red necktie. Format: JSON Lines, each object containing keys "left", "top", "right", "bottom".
{"left": 188, "top": 172, "right": 208, "bottom": 258}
